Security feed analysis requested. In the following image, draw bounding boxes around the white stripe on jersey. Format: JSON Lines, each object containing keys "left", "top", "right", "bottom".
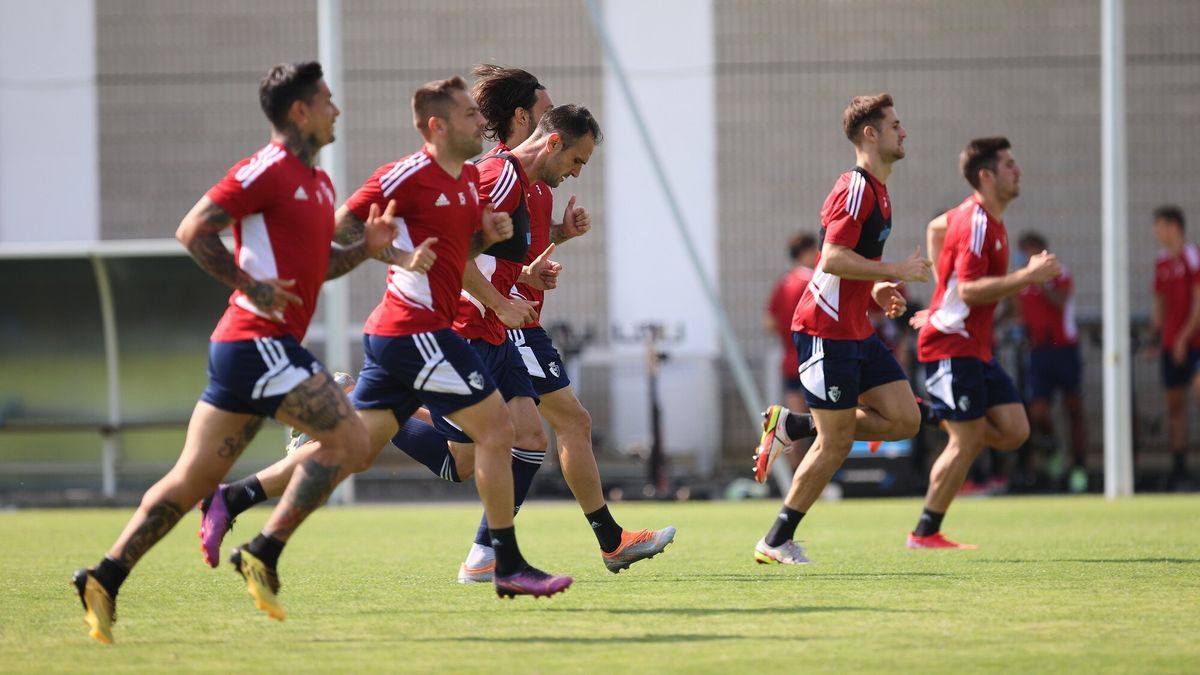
{"left": 490, "top": 161, "right": 518, "bottom": 208}
{"left": 807, "top": 265, "right": 841, "bottom": 321}
{"left": 234, "top": 145, "right": 286, "bottom": 189}
{"left": 845, "top": 171, "right": 866, "bottom": 220}
{"left": 969, "top": 205, "right": 987, "bottom": 256}
{"left": 382, "top": 157, "right": 431, "bottom": 197}
{"left": 378, "top": 153, "right": 425, "bottom": 191}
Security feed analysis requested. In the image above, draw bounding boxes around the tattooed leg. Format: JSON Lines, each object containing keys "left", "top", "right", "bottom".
{"left": 107, "top": 403, "right": 264, "bottom": 568}
{"left": 264, "top": 371, "right": 370, "bottom": 542}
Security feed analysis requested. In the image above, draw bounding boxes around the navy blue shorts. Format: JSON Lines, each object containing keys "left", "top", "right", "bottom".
{"left": 507, "top": 326, "right": 571, "bottom": 397}
{"left": 923, "top": 357, "right": 1021, "bottom": 421}
{"left": 783, "top": 376, "right": 803, "bottom": 393}
{"left": 431, "top": 336, "right": 538, "bottom": 443}
{"left": 200, "top": 336, "right": 323, "bottom": 416}
{"left": 1027, "top": 345, "right": 1082, "bottom": 400}
{"left": 793, "top": 332, "right": 907, "bottom": 410}
{"left": 1161, "top": 348, "right": 1200, "bottom": 389}
{"left": 352, "top": 330, "right": 497, "bottom": 427}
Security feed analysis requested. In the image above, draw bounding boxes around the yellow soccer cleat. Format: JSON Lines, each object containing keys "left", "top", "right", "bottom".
{"left": 230, "top": 547, "right": 286, "bottom": 621}
{"left": 72, "top": 569, "right": 116, "bottom": 645}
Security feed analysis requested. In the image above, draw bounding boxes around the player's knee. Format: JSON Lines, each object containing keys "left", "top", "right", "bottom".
{"left": 893, "top": 403, "right": 921, "bottom": 440}
{"left": 515, "top": 424, "right": 548, "bottom": 452}
{"left": 476, "top": 410, "right": 516, "bottom": 452}
{"left": 338, "top": 420, "right": 373, "bottom": 473}
{"left": 997, "top": 418, "right": 1030, "bottom": 451}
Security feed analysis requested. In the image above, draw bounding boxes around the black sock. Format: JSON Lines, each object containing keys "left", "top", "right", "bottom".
{"left": 764, "top": 506, "right": 804, "bottom": 547}
{"left": 783, "top": 412, "right": 817, "bottom": 440}
{"left": 245, "top": 533, "right": 285, "bottom": 569}
{"left": 93, "top": 556, "right": 129, "bottom": 598}
{"left": 585, "top": 505, "right": 623, "bottom": 553}
{"left": 393, "top": 418, "right": 459, "bottom": 482}
{"left": 1172, "top": 451, "right": 1187, "bottom": 474}
{"left": 223, "top": 476, "right": 267, "bottom": 517}
{"left": 488, "top": 526, "right": 525, "bottom": 577}
{"left": 473, "top": 449, "right": 546, "bottom": 546}
{"left": 913, "top": 508, "right": 945, "bottom": 537}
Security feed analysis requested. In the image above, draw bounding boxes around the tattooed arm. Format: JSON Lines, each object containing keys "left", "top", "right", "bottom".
{"left": 176, "top": 196, "right": 300, "bottom": 319}
{"left": 327, "top": 202, "right": 409, "bottom": 279}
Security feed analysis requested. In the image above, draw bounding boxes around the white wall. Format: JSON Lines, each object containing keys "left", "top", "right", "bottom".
{"left": 0, "top": 1, "right": 99, "bottom": 243}
{"left": 602, "top": 0, "right": 720, "bottom": 474}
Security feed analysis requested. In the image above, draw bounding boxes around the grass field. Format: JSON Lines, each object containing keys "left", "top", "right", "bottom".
{"left": 2, "top": 496, "right": 1197, "bottom": 673}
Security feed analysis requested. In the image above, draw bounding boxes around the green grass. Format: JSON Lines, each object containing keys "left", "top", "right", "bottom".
{"left": 2, "top": 496, "right": 1198, "bottom": 673}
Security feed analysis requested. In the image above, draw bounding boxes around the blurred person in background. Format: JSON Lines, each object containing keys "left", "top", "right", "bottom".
{"left": 763, "top": 232, "right": 817, "bottom": 467}
{"left": 1015, "top": 231, "right": 1087, "bottom": 493}
{"left": 1151, "top": 205, "right": 1199, "bottom": 491}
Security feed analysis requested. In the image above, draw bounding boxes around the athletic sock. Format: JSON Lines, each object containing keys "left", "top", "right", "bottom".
{"left": 223, "top": 476, "right": 267, "bottom": 517}
{"left": 393, "top": 418, "right": 459, "bottom": 482}
{"left": 913, "top": 508, "right": 945, "bottom": 537}
{"left": 93, "top": 556, "right": 128, "bottom": 598}
{"left": 246, "top": 533, "right": 286, "bottom": 569}
{"left": 585, "top": 505, "right": 623, "bottom": 553}
{"left": 764, "top": 506, "right": 805, "bottom": 547}
{"left": 783, "top": 412, "right": 817, "bottom": 440}
{"left": 472, "top": 449, "right": 546, "bottom": 547}
{"left": 488, "top": 526, "right": 525, "bottom": 577}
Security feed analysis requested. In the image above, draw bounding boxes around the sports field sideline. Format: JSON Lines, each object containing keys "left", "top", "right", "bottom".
{"left": 3, "top": 496, "right": 1197, "bottom": 673}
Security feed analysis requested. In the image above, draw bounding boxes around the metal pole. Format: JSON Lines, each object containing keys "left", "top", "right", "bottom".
{"left": 318, "top": 0, "right": 354, "bottom": 504}
{"left": 584, "top": 0, "right": 775, "bottom": 484}
{"left": 1101, "top": 0, "right": 1133, "bottom": 498}
{"left": 91, "top": 255, "right": 121, "bottom": 499}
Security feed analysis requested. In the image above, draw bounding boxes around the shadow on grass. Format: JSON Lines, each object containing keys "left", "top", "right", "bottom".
{"left": 971, "top": 558, "right": 1200, "bottom": 565}
{"left": 423, "top": 633, "right": 765, "bottom": 644}
{"left": 536, "top": 605, "right": 917, "bottom": 617}
{"left": 588, "top": 572, "right": 950, "bottom": 583}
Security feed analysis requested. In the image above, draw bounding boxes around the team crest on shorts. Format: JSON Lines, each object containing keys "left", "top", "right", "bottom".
{"left": 468, "top": 371, "right": 485, "bottom": 390}
{"left": 828, "top": 386, "right": 841, "bottom": 403}
{"left": 958, "top": 395, "right": 971, "bottom": 411}
{"left": 548, "top": 361, "right": 561, "bottom": 378}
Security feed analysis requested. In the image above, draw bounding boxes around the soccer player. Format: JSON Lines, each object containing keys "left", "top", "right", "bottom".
{"left": 451, "top": 65, "right": 674, "bottom": 581}
{"left": 911, "top": 137, "right": 1060, "bottom": 548}
{"left": 764, "top": 233, "right": 817, "bottom": 463}
{"left": 205, "top": 76, "right": 573, "bottom": 598}
{"left": 1151, "top": 205, "right": 1199, "bottom": 490}
{"left": 1015, "top": 231, "right": 1087, "bottom": 492}
{"left": 752, "top": 94, "right": 932, "bottom": 564}
{"left": 71, "top": 62, "right": 399, "bottom": 643}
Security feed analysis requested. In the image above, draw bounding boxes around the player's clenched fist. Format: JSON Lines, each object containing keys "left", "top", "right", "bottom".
{"left": 1024, "top": 250, "right": 1060, "bottom": 284}
{"left": 481, "top": 204, "right": 513, "bottom": 246}
{"left": 403, "top": 237, "right": 438, "bottom": 274}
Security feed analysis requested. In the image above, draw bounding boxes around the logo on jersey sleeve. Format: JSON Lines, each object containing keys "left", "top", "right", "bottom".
{"left": 436, "top": 193, "right": 451, "bottom": 207}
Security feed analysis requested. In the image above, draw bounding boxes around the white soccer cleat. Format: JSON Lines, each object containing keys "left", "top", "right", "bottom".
{"left": 754, "top": 537, "right": 810, "bottom": 565}
{"left": 457, "top": 543, "right": 495, "bottom": 583}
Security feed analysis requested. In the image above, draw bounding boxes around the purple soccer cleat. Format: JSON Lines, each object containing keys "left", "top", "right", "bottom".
{"left": 494, "top": 565, "right": 573, "bottom": 599}
{"left": 198, "top": 485, "right": 232, "bottom": 568}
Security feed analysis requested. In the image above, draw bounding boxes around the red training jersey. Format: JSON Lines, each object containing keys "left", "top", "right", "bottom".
{"left": 207, "top": 141, "right": 336, "bottom": 343}
{"left": 1154, "top": 242, "right": 1200, "bottom": 349}
{"left": 510, "top": 179, "right": 554, "bottom": 328}
{"left": 349, "top": 148, "right": 485, "bottom": 337}
{"left": 767, "top": 266, "right": 813, "bottom": 377}
{"left": 792, "top": 168, "right": 893, "bottom": 340}
{"left": 1017, "top": 265, "right": 1077, "bottom": 349}
{"left": 918, "top": 197, "right": 1010, "bottom": 363}
{"left": 453, "top": 146, "right": 531, "bottom": 345}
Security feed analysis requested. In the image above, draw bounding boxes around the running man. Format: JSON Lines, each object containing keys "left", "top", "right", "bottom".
{"left": 911, "top": 137, "right": 1059, "bottom": 548}
{"left": 752, "top": 94, "right": 931, "bottom": 564}
{"left": 452, "top": 66, "right": 674, "bottom": 581}
{"left": 764, "top": 232, "right": 818, "bottom": 463}
{"left": 72, "top": 62, "right": 397, "bottom": 643}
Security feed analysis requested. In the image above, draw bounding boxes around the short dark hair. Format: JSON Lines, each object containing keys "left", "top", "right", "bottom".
{"left": 535, "top": 104, "right": 602, "bottom": 148}
{"left": 1153, "top": 205, "right": 1186, "bottom": 231}
{"left": 960, "top": 137, "right": 1012, "bottom": 189}
{"left": 788, "top": 233, "right": 817, "bottom": 261}
{"left": 470, "top": 64, "right": 544, "bottom": 145}
{"left": 412, "top": 76, "right": 468, "bottom": 133}
{"left": 842, "top": 93, "right": 894, "bottom": 144}
{"left": 1018, "top": 231, "right": 1048, "bottom": 252}
{"left": 259, "top": 62, "right": 324, "bottom": 129}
